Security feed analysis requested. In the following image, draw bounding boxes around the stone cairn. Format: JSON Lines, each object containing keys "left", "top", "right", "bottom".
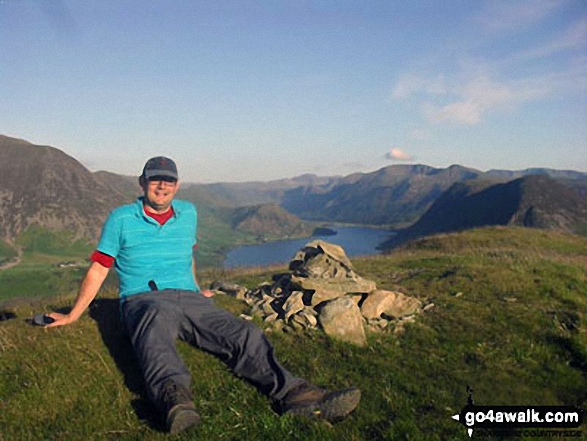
{"left": 211, "top": 240, "right": 432, "bottom": 346}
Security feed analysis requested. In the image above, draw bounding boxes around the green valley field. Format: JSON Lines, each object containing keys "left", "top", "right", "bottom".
{"left": 0, "top": 227, "right": 586, "bottom": 440}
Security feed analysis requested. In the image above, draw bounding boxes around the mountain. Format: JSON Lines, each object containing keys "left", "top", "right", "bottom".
{"left": 230, "top": 203, "right": 314, "bottom": 238}
{"left": 3, "top": 134, "right": 586, "bottom": 252}
{"left": 200, "top": 174, "right": 342, "bottom": 207}
{"left": 486, "top": 167, "right": 587, "bottom": 180}
{"left": 384, "top": 174, "right": 587, "bottom": 248}
{"left": 93, "top": 171, "right": 140, "bottom": 201}
{"left": 0, "top": 135, "right": 129, "bottom": 241}
{"left": 281, "top": 164, "right": 482, "bottom": 226}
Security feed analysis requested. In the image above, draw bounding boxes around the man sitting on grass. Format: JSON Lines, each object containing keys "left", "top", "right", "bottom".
{"left": 45, "top": 156, "right": 361, "bottom": 434}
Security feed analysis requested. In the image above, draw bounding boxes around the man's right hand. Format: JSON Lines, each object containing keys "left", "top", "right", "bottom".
{"left": 43, "top": 262, "right": 110, "bottom": 329}
{"left": 45, "top": 312, "right": 76, "bottom": 328}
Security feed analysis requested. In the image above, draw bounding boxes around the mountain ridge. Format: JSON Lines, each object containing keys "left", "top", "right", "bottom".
{"left": 383, "top": 174, "right": 587, "bottom": 248}
{"left": 1, "top": 134, "right": 586, "bottom": 249}
{"left": 281, "top": 164, "right": 484, "bottom": 226}
{"left": 0, "top": 135, "right": 128, "bottom": 241}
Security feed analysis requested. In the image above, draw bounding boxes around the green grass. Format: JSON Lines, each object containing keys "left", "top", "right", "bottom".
{"left": 1, "top": 226, "right": 586, "bottom": 440}
{"left": 0, "top": 227, "right": 94, "bottom": 303}
{"left": 16, "top": 225, "right": 94, "bottom": 257}
{"left": 0, "top": 239, "right": 17, "bottom": 265}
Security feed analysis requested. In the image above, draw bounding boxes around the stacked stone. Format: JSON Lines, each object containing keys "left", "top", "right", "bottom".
{"left": 213, "top": 240, "right": 430, "bottom": 346}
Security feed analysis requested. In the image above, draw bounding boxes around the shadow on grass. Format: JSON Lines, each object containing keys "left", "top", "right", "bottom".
{"left": 0, "top": 310, "right": 17, "bottom": 321}
{"left": 89, "top": 298, "right": 165, "bottom": 432}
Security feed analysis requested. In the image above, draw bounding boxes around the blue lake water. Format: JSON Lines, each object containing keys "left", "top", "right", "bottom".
{"left": 223, "top": 226, "right": 395, "bottom": 268}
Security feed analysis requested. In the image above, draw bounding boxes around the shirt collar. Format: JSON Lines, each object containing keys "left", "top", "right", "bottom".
{"left": 135, "top": 197, "right": 182, "bottom": 218}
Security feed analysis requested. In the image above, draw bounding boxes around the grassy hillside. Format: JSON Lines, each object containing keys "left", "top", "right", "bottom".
{"left": 0, "top": 239, "right": 17, "bottom": 265}
{"left": 0, "top": 227, "right": 93, "bottom": 303}
{"left": 0, "top": 227, "right": 585, "bottom": 440}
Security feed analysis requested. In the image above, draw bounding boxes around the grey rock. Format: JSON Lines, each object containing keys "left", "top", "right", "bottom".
{"left": 318, "top": 297, "right": 367, "bottom": 346}
{"left": 283, "top": 291, "right": 305, "bottom": 320}
{"left": 261, "top": 300, "right": 277, "bottom": 317}
{"left": 383, "top": 292, "right": 422, "bottom": 318}
{"left": 361, "top": 290, "right": 397, "bottom": 319}
{"left": 234, "top": 240, "right": 424, "bottom": 345}
{"left": 291, "top": 275, "right": 376, "bottom": 294}
{"left": 299, "top": 310, "right": 318, "bottom": 327}
{"left": 264, "top": 313, "right": 279, "bottom": 323}
{"left": 290, "top": 240, "right": 354, "bottom": 278}
{"left": 210, "top": 281, "right": 248, "bottom": 300}
{"left": 310, "top": 288, "right": 346, "bottom": 306}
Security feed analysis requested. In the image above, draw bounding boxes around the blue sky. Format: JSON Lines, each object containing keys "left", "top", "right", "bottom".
{"left": 1, "top": 1, "right": 585, "bottom": 183}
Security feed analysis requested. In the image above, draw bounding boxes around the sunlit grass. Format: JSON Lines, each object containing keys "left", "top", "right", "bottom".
{"left": 1, "top": 226, "right": 586, "bottom": 440}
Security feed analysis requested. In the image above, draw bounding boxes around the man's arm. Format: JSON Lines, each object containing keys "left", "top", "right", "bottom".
{"left": 46, "top": 261, "right": 110, "bottom": 327}
{"left": 193, "top": 258, "right": 214, "bottom": 297}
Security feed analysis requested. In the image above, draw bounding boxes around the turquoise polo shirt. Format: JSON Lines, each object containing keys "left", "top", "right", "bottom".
{"left": 97, "top": 197, "right": 199, "bottom": 298}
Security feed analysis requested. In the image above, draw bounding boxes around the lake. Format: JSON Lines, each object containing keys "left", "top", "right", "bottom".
{"left": 223, "top": 226, "right": 394, "bottom": 268}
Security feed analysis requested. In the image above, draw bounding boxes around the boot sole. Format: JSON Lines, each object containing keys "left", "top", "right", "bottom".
{"left": 285, "top": 388, "right": 361, "bottom": 421}
{"left": 167, "top": 404, "right": 201, "bottom": 434}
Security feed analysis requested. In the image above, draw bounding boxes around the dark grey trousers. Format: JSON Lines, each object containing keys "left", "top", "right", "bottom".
{"left": 121, "top": 289, "right": 302, "bottom": 412}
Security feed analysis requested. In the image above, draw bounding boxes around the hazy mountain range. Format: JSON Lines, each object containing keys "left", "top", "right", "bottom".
{"left": 1, "top": 135, "right": 586, "bottom": 249}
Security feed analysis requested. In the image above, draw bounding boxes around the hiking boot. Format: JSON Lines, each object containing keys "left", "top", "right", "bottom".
{"left": 280, "top": 382, "right": 361, "bottom": 422}
{"left": 161, "top": 380, "right": 200, "bottom": 434}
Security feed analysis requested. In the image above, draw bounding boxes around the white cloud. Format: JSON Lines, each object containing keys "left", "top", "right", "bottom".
{"left": 424, "top": 75, "right": 549, "bottom": 125}
{"left": 386, "top": 148, "right": 414, "bottom": 161}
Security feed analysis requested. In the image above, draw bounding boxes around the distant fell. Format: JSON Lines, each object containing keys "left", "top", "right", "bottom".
{"left": 3, "top": 134, "right": 587, "bottom": 252}
{"left": 282, "top": 164, "right": 482, "bottom": 226}
{"left": 0, "top": 135, "right": 128, "bottom": 241}
{"left": 384, "top": 174, "right": 587, "bottom": 248}
{"left": 486, "top": 167, "right": 587, "bottom": 180}
{"left": 201, "top": 174, "right": 342, "bottom": 207}
{"left": 231, "top": 203, "right": 313, "bottom": 238}
{"left": 93, "top": 171, "right": 139, "bottom": 201}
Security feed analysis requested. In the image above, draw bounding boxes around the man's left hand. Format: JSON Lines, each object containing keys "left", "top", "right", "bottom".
{"left": 201, "top": 289, "right": 215, "bottom": 297}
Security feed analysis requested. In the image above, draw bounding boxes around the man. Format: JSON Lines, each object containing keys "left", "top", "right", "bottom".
{"left": 46, "top": 156, "right": 361, "bottom": 434}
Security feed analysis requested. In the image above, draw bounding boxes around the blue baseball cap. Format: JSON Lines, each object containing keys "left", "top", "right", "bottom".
{"left": 142, "top": 156, "right": 178, "bottom": 180}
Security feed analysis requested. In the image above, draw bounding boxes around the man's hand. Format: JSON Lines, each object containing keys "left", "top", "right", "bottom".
{"left": 201, "top": 289, "right": 215, "bottom": 298}
{"left": 44, "top": 261, "right": 109, "bottom": 329}
{"left": 45, "top": 312, "right": 76, "bottom": 328}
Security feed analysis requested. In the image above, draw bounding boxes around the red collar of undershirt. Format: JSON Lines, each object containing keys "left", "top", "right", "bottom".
{"left": 143, "top": 206, "right": 175, "bottom": 225}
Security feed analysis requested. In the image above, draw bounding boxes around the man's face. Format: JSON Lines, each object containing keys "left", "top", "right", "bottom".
{"left": 141, "top": 176, "right": 180, "bottom": 213}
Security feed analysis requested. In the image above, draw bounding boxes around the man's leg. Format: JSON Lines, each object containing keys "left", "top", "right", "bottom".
{"left": 122, "top": 292, "right": 200, "bottom": 433}
{"left": 177, "top": 290, "right": 361, "bottom": 421}
{"left": 177, "top": 290, "right": 303, "bottom": 401}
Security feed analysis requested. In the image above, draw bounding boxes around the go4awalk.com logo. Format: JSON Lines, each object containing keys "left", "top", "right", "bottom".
{"left": 451, "top": 388, "right": 584, "bottom": 438}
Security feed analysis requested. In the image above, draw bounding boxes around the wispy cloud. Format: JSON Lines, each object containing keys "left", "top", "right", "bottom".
{"left": 392, "top": 7, "right": 587, "bottom": 126}
{"left": 423, "top": 75, "right": 548, "bottom": 125}
{"left": 385, "top": 148, "right": 414, "bottom": 161}
{"left": 392, "top": 74, "right": 447, "bottom": 99}
{"left": 474, "top": 0, "right": 564, "bottom": 34}
{"left": 515, "top": 17, "right": 587, "bottom": 61}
